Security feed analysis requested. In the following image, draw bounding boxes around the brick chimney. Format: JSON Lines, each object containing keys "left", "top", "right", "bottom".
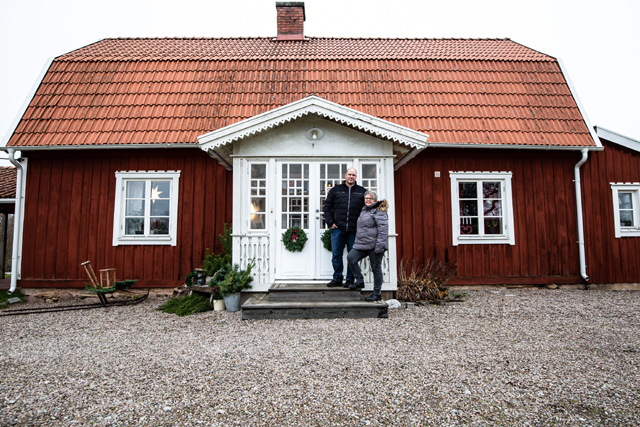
{"left": 276, "top": 2, "right": 306, "bottom": 41}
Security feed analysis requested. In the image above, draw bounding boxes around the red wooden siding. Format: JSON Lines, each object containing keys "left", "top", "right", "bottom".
{"left": 19, "top": 149, "right": 232, "bottom": 288}
{"left": 582, "top": 140, "right": 640, "bottom": 284}
{"left": 394, "top": 148, "right": 583, "bottom": 285}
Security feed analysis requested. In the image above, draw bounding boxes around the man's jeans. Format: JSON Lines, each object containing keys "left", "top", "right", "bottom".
{"left": 347, "top": 249, "right": 384, "bottom": 296}
{"left": 330, "top": 228, "right": 356, "bottom": 282}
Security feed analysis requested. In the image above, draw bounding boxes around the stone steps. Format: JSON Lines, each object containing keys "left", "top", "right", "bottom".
{"left": 241, "top": 283, "right": 388, "bottom": 320}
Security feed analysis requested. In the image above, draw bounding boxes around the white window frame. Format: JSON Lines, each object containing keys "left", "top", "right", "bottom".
{"left": 248, "top": 162, "right": 268, "bottom": 231}
{"left": 610, "top": 183, "right": 640, "bottom": 238}
{"left": 449, "top": 171, "right": 515, "bottom": 246}
{"left": 112, "top": 171, "right": 181, "bottom": 246}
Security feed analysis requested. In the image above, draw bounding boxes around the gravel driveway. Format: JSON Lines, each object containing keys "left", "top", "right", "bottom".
{"left": 1, "top": 289, "right": 639, "bottom": 426}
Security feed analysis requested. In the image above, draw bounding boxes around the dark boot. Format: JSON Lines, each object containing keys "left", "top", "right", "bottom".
{"left": 343, "top": 280, "right": 353, "bottom": 288}
{"left": 327, "top": 280, "right": 343, "bottom": 287}
{"left": 349, "top": 281, "right": 365, "bottom": 290}
{"left": 364, "top": 293, "right": 381, "bottom": 301}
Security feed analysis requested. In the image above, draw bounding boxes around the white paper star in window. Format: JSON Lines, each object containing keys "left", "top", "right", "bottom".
{"left": 150, "top": 186, "right": 163, "bottom": 203}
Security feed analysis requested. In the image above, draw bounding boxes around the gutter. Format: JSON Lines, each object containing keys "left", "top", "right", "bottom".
{"left": 574, "top": 148, "right": 589, "bottom": 284}
{"left": 6, "top": 149, "right": 23, "bottom": 294}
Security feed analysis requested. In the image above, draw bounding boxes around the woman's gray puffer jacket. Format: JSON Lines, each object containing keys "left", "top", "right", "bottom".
{"left": 353, "top": 200, "right": 389, "bottom": 253}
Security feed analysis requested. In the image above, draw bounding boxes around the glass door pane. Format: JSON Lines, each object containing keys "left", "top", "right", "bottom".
{"left": 281, "top": 163, "right": 310, "bottom": 229}
{"left": 319, "top": 163, "right": 348, "bottom": 228}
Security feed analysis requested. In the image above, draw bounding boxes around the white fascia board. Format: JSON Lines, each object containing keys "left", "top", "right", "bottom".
{"left": 425, "top": 141, "right": 603, "bottom": 151}
{"left": 0, "top": 143, "right": 199, "bottom": 152}
{"left": 596, "top": 126, "right": 640, "bottom": 153}
{"left": 1, "top": 58, "right": 54, "bottom": 147}
{"left": 197, "top": 95, "right": 429, "bottom": 151}
{"left": 557, "top": 59, "right": 602, "bottom": 149}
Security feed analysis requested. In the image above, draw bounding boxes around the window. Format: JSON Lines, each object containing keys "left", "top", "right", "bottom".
{"left": 249, "top": 164, "right": 267, "bottom": 229}
{"left": 449, "top": 172, "right": 515, "bottom": 245}
{"left": 113, "top": 171, "right": 180, "bottom": 246}
{"left": 610, "top": 184, "right": 640, "bottom": 238}
{"left": 360, "top": 163, "right": 378, "bottom": 194}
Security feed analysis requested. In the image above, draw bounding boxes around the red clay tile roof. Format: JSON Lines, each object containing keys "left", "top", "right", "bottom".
{"left": 0, "top": 167, "right": 17, "bottom": 199}
{"left": 7, "top": 37, "right": 596, "bottom": 148}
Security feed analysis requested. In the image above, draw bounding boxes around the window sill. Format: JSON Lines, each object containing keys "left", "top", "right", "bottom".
{"left": 454, "top": 236, "right": 514, "bottom": 246}
{"left": 114, "top": 236, "right": 175, "bottom": 246}
{"left": 616, "top": 229, "right": 640, "bottom": 238}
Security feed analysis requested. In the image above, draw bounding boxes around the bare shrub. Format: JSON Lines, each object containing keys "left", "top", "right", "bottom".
{"left": 396, "top": 257, "right": 457, "bottom": 304}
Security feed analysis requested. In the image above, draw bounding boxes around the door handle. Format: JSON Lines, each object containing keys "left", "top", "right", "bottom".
{"left": 315, "top": 209, "right": 320, "bottom": 213}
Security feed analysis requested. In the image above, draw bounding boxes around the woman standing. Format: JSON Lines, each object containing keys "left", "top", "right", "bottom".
{"left": 347, "top": 190, "right": 389, "bottom": 301}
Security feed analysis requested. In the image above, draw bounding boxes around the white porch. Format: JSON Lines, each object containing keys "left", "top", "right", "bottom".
{"left": 198, "top": 96, "right": 428, "bottom": 292}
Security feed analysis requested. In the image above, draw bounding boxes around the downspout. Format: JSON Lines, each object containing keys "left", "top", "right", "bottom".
{"left": 574, "top": 148, "right": 589, "bottom": 285}
{"left": 6, "top": 149, "right": 23, "bottom": 294}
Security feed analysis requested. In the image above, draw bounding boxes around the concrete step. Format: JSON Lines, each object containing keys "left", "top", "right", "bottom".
{"left": 268, "top": 282, "right": 361, "bottom": 302}
{"left": 241, "top": 293, "right": 388, "bottom": 320}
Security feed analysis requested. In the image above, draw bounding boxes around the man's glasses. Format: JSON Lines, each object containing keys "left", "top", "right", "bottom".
{"left": 364, "top": 197, "right": 374, "bottom": 201}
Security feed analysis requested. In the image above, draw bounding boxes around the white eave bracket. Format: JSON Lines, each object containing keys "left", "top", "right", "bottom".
{"left": 196, "top": 95, "right": 429, "bottom": 169}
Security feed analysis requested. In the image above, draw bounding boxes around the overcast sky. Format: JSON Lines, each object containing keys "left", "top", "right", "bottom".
{"left": 1, "top": 0, "right": 639, "bottom": 164}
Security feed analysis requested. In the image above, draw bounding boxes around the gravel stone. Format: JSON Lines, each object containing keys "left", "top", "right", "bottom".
{"left": 1, "top": 289, "right": 639, "bottom": 426}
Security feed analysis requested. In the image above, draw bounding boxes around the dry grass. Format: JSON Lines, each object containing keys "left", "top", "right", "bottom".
{"left": 396, "top": 257, "right": 457, "bottom": 304}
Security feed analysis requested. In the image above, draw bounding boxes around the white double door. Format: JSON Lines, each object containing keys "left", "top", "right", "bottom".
{"left": 275, "top": 161, "right": 352, "bottom": 280}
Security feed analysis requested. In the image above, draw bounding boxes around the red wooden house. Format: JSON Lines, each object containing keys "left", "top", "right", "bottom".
{"left": 7, "top": 2, "right": 633, "bottom": 294}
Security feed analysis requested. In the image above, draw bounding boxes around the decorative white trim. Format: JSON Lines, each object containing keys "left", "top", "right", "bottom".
{"left": 112, "top": 171, "right": 181, "bottom": 246}
{"left": 610, "top": 183, "right": 640, "bottom": 238}
{"left": 197, "top": 95, "right": 429, "bottom": 168}
{"left": 596, "top": 127, "right": 640, "bottom": 153}
{"left": 449, "top": 171, "right": 515, "bottom": 246}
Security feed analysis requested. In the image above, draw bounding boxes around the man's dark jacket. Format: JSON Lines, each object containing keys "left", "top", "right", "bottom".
{"left": 323, "top": 182, "right": 366, "bottom": 232}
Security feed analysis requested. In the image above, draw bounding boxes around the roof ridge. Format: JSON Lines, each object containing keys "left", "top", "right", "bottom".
{"left": 100, "top": 36, "right": 516, "bottom": 41}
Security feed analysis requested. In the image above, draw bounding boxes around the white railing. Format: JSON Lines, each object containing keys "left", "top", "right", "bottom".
{"left": 357, "top": 251, "right": 391, "bottom": 284}
{"left": 237, "top": 235, "right": 270, "bottom": 287}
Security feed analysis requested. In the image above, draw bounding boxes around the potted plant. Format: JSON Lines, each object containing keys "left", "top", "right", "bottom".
{"left": 219, "top": 261, "right": 255, "bottom": 312}
{"left": 210, "top": 285, "right": 225, "bottom": 311}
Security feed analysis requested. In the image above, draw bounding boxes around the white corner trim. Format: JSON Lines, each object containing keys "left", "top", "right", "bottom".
{"left": 197, "top": 95, "right": 429, "bottom": 151}
{"left": 17, "top": 158, "right": 27, "bottom": 281}
{"left": 557, "top": 59, "right": 602, "bottom": 149}
{"left": 112, "top": 170, "right": 181, "bottom": 246}
{"left": 2, "top": 58, "right": 54, "bottom": 147}
{"left": 596, "top": 127, "right": 640, "bottom": 153}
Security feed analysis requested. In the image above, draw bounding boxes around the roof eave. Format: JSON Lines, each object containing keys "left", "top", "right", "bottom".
{"left": 595, "top": 126, "right": 640, "bottom": 153}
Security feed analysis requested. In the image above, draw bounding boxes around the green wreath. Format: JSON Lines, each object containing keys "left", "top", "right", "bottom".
{"left": 282, "top": 226, "right": 308, "bottom": 252}
{"left": 321, "top": 229, "right": 332, "bottom": 252}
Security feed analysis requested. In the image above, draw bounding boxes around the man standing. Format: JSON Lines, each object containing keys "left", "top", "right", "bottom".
{"left": 323, "top": 167, "right": 366, "bottom": 288}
